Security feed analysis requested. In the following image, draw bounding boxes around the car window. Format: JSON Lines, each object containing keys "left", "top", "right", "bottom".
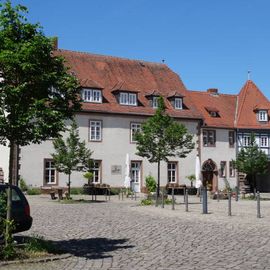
{"left": 0, "top": 187, "right": 22, "bottom": 202}
{"left": 12, "top": 189, "right": 22, "bottom": 202}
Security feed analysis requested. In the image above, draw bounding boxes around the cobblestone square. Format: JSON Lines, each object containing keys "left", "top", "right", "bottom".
{"left": 2, "top": 194, "right": 270, "bottom": 270}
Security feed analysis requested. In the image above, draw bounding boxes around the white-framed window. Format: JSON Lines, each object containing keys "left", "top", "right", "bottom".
{"left": 220, "top": 161, "right": 226, "bottom": 178}
{"left": 203, "top": 130, "right": 216, "bottom": 147}
{"left": 152, "top": 96, "right": 159, "bottom": 108}
{"left": 168, "top": 162, "right": 177, "bottom": 183}
{"left": 229, "top": 161, "right": 235, "bottom": 177}
{"left": 258, "top": 110, "right": 268, "bottom": 122}
{"left": 82, "top": 89, "right": 102, "bottom": 103}
{"left": 89, "top": 120, "right": 102, "bottom": 141}
{"left": 44, "top": 159, "right": 57, "bottom": 185}
{"left": 260, "top": 136, "right": 268, "bottom": 147}
{"left": 92, "top": 161, "right": 101, "bottom": 183}
{"left": 174, "top": 98, "right": 183, "bottom": 110}
{"left": 131, "top": 161, "right": 141, "bottom": 184}
{"left": 243, "top": 135, "right": 251, "bottom": 146}
{"left": 119, "top": 92, "right": 137, "bottom": 106}
{"left": 130, "top": 122, "right": 141, "bottom": 143}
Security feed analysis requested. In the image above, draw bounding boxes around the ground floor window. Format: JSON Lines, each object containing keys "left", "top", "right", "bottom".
{"left": 131, "top": 161, "right": 141, "bottom": 184}
{"left": 91, "top": 161, "right": 101, "bottom": 183}
{"left": 229, "top": 161, "right": 235, "bottom": 177}
{"left": 44, "top": 159, "right": 57, "bottom": 185}
{"left": 220, "top": 161, "right": 226, "bottom": 178}
{"left": 168, "top": 162, "right": 177, "bottom": 183}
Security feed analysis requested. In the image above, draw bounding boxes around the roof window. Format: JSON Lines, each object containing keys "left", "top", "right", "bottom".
{"left": 258, "top": 110, "right": 268, "bottom": 122}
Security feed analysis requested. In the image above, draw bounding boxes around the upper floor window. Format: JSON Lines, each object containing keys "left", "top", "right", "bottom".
{"left": 174, "top": 98, "right": 183, "bottom": 110}
{"left": 130, "top": 123, "right": 141, "bottom": 143}
{"left": 260, "top": 136, "right": 268, "bottom": 147}
{"left": 119, "top": 92, "right": 137, "bottom": 106}
{"left": 89, "top": 120, "right": 102, "bottom": 141}
{"left": 203, "top": 130, "right": 216, "bottom": 147}
{"left": 258, "top": 110, "right": 268, "bottom": 122}
{"left": 229, "top": 131, "right": 235, "bottom": 147}
{"left": 82, "top": 89, "right": 102, "bottom": 103}
{"left": 243, "top": 135, "right": 251, "bottom": 147}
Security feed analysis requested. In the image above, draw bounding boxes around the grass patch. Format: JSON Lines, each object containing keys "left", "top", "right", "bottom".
{"left": 26, "top": 188, "right": 42, "bottom": 195}
{"left": 0, "top": 235, "right": 62, "bottom": 261}
{"left": 70, "top": 187, "right": 84, "bottom": 195}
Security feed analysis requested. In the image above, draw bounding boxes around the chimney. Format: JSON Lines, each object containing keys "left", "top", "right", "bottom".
{"left": 207, "top": 88, "right": 218, "bottom": 94}
{"left": 51, "top": 37, "right": 58, "bottom": 50}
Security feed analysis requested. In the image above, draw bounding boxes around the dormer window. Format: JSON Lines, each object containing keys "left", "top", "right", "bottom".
{"left": 152, "top": 96, "right": 159, "bottom": 108}
{"left": 119, "top": 92, "right": 137, "bottom": 106}
{"left": 205, "top": 107, "right": 220, "bottom": 118}
{"left": 174, "top": 98, "right": 183, "bottom": 110}
{"left": 82, "top": 88, "right": 102, "bottom": 103}
{"left": 258, "top": 110, "right": 268, "bottom": 122}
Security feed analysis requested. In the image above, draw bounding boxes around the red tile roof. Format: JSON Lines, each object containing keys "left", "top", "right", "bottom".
{"left": 189, "top": 90, "right": 237, "bottom": 128}
{"left": 235, "top": 80, "right": 270, "bottom": 129}
{"left": 190, "top": 80, "right": 270, "bottom": 130}
{"left": 54, "top": 49, "right": 202, "bottom": 119}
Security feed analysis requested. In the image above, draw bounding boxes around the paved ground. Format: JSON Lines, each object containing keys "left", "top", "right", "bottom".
{"left": 2, "top": 194, "right": 270, "bottom": 270}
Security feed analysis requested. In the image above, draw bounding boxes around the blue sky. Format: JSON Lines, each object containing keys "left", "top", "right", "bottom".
{"left": 9, "top": 0, "right": 270, "bottom": 99}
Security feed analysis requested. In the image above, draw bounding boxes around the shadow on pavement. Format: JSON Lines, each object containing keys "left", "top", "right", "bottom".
{"left": 54, "top": 237, "right": 134, "bottom": 259}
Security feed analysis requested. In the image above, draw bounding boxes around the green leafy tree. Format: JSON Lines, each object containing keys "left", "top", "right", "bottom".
{"left": 52, "top": 121, "right": 93, "bottom": 199}
{"left": 233, "top": 133, "right": 268, "bottom": 194}
{"left": 186, "top": 174, "right": 196, "bottom": 187}
{"left": 0, "top": 0, "right": 80, "bottom": 244}
{"left": 135, "top": 97, "right": 194, "bottom": 196}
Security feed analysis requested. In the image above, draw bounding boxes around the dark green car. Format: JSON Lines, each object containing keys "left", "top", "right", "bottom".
{"left": 0, "top": 184, "right": 32, "bottom": 234}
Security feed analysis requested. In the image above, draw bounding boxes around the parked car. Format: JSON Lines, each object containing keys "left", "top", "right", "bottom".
{"left": 0, "top": 184, "right": 32, "bottom": 234}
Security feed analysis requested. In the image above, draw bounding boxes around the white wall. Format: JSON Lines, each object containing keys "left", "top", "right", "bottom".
{"left": 200, "top": 128, "right": 237, "bottom": 190}
{"left": 0, "top": 144, "right": 9, "bottom": 182}
{"left": 20, "top": 113, "right": 199, "bottom": 189}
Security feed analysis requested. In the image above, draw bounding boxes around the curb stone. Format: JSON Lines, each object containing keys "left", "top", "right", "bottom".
{"left": 0, "top": 253, "right": 72, "bottom": 266}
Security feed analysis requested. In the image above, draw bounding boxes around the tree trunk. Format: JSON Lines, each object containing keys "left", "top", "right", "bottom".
{"left": 68, "top": 173, "right": 71, "bottom": 199}
{"left": 253, "top": 174, "right": 257, "bottom": 196}
{"left": 157, "top": 160, "right": 160, "bottom": 197}
{"left": 5, "top": 141, "right": 15, "bottom": 247}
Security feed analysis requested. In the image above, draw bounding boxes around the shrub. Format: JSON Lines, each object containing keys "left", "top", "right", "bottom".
{"left": 164, "top": 198, "right": 173, "bottom": 205}
{"left": 27, "top": 188, "right": 41, "bottom": 195}
{"left": 19, "top": 178, "right": 28, "bottom": 192}
{"left": 145, "top": 175, "right": 157, "bottom": 193}
{"left": 25, "top": 235, "right": 56, "bottom": 254}
{"left": 109, "top": 188, "right": 120, "bottom": 195}
{"left": 140, "top": 199, "right": 153, "bottom": 206}
{"left": 70, "top": 187, "right": 84, "bottom": 195}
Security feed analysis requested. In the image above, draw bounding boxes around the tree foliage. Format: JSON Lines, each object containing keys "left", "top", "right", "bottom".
{"left": 135, "top": 97, "right": 194, "bottom": 195}
{"left": 0, "top": 0, "right": 81, "bottom": 243}
{"left": 52, "top": 121, "right": 92, "bottom": 198}
{"left": 233, "top": 133, "right": 268, "bottom": 192}
{"left": 0, "top": 1, "right": 80, "bottom": 146}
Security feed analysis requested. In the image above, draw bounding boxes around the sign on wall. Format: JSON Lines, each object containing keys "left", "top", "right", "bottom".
{"left": 111, "top": 165, "right": 122, "bottom": 175}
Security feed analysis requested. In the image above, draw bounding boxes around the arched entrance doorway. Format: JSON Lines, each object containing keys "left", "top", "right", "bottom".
{"left": 201, "top": 159, "right": 218, "bottom": 191}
